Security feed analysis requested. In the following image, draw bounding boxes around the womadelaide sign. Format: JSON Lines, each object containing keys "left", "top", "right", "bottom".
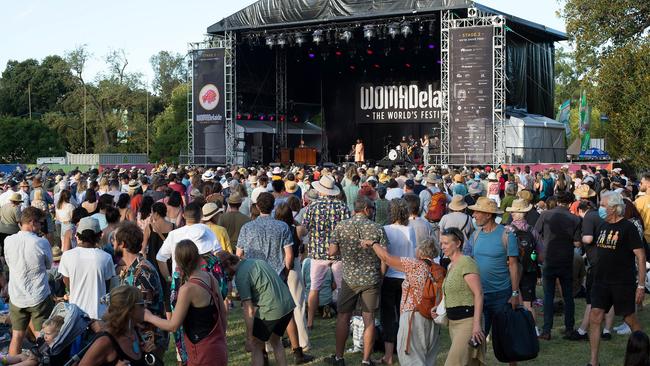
{"left": 356, "top": 82, "right": 442, "bottom": 124}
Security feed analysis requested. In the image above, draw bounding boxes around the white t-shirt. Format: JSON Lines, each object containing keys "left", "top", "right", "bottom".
{"left": 5, "top": 231, "right": 52, "bottom": 308}
{"left": 383, "top": 224, "right": 416, "bottom": 279}
{"left": 58, "top": 247, "right": 115, "bottom": 319}
{"left": 155, "top": 223, "right": 221, "bottom": 272}
{"left": 385, "top": 187, "right": 404, "bottom": 201}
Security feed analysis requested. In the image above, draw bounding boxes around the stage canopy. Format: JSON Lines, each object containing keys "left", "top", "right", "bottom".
{"left": 236, "top": 120, "right": 322, "bottom": 135}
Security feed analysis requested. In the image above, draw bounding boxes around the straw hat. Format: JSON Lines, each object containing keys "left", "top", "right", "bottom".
{"left": 201, "top": 171, "right": 215, "bottom": 182}
{"left": 9, "top": 192, "right": 23, "bottom": 203}
{"left": 425, "top": 173, "right": 441, "bottom": 185}
{"left": 574, "top": 184, "right": 596, "bottom": 199}
{"left": 517, "top": 190, "right": 534, "bottom": 203}
{"left": 201, "top": 202, "right": 223, "bottom": 222}
{"left": 311, "top": 175, "right": 340, "bottom": 196}
{"left": 367, "top": 168, "right": 376, "bottom": 176}
{"left": 468, "top": 197, "right": 503, "bottom": 214}
{"left": 128, "top": 180, "right": 141, "bottom": 189}
{"left": 285, "top": 180, "right": 298, "bottom": 194}
{"left": 248, "top": 175, "right": 258, "bottom": 184}
{"left": 448, "top": 195, "right": 468, "bottom": 211}
{"left": 227, "top": 192, "right": 243, "bottom": 205}
{"left": 506, "top": 198, "right": 533, "bottom": 213}
{"left": 51, "top": 246, "right": 63, "bottom": 261}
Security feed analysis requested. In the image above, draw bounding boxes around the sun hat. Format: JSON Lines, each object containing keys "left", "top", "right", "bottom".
{"left": 9, "top": 193, "right": 23, "bottom": 203}
{"left": 448, "top": 195, "right": 468, "bottom": 211}
{"left": 128, "top": 180, "right": 141, "bottom": 189}
{"left": 487, "top": 172, "right": 497, "bottom": 181}
{"left": 574, "top": 184, "right": 596, "bottom": 199}
{"left": 272, "top": 167, "right": 283, "bottom": 175}
{"left": 311, "top": 175, "right": 340, "bottom": 196}
{"left": 506, "top": 198, "right": 533, "bottom": 213}
{"left": 453, "top": 174, "right": 464, "bottom": 183}
{"left": 77, "top": 217, "right": 101, "bottom": 233}
{"left": 414, "top": 171, "right": 424, "bottom": 182}
{"left": 285, "top": 180, "right": 298, "bottom": 194}
{"left": 367, "top": 168, "right": 376, "bottom": 176}
{"left": 201, "top": 171, "right": 215, "bottom": 182}
{"left": 201, "top": 202, "right": 224, "bottom": 222}
{"left": 425, "top": 173, "right": 441, "bottom": 185}
{"left": 248, "top": 175, "right": 259, "bottom": 184}
{"left": 517, "top": 190, "right": 534, "bottom": 203}
{"left": 227, "top": 192, "right": 243, "bottom": 205}
{"left": 467, "top": 196, "right": 503, "bottom": 214}
{"left": 468, "top": 181, "right": 482, "bottom": 195}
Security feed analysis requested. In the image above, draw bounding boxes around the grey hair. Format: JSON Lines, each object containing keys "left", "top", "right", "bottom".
{"left": 505, "top": 183, "right": 517, "bottom": 196}
{"left": 353, "top": 196, "right": 373, "bottom": 213}
{"left": 603, "top": 191, "right": 625, "bottom": 216}
{"left": 417, "top": 238, "right": 439, "bottom": 259}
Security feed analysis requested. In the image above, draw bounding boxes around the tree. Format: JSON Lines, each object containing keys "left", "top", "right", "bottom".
{"left": 150, "top": 84, "right": 188, "bottom": 162}
{"left": 150, "top": 51, "right": 187, "bottom": 103}
{"left": 0, "top": 116, "right": 65, "bottom": 162}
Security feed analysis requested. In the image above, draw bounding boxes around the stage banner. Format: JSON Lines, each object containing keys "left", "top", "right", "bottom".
{"left": 192, "top": 48, "right": 226, "bottom": 164}
{"left": 356, "top": 81, "right": 442, "bottom": 123}
{"left": 449, "top": 26, "right": 494, "bottom": 165}
{"left": 556, "top": 99, "right": 571, "bottom": 139}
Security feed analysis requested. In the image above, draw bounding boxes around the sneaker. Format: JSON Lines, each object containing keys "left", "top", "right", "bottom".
{"left": 617, "top": 323, "right": 632, "bottom": 335}
{"left": 361, "top": 361, "right": 377, "bottom": 366}
{"left": 293, "top": 347, "right": 315, "bottom": 364}
{"left": 564, "top": 330, "right": 588, "bottom": 341}
{"left": 601, "top": 331, "right": 612, "bottom": 340}
{"left": 324, "top": 355, "right": 346, "bottom": 366}
{"left": 613, "top": 323, "right": 627, "bottom": 331}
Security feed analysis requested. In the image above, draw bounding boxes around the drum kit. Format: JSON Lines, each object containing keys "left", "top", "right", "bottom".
{"left": 383, "top": 135, "right": 415, "bottom": 163}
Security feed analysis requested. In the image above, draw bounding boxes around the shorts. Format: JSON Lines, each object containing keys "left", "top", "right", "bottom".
{"left": 9, "top": 297, "right": 54, "bottom": 332}
{"left": 309, "top": 259, "right": 342, "bottom": 291}
{"left": 337, "top": 280, "right": 380, "bottom": 314}
{"left": 591, "top": 282, "right": 636, "bottom": 317}
{"left": 585, "top": 271, "right": 594, "bottom": 305}
{"left": 520, "top": 271, "right": 538, "bottom": 302}
{"left": 252, "top": 312, "right": 293, "bottom": 342}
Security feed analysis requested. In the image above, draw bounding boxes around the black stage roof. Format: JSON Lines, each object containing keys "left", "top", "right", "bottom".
{"left": 208, "top": 0, "right": 567, "bottom": 42}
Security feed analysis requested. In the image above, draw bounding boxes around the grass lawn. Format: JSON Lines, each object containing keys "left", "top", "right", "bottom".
{"left": 164, "top": 291, "right": 650, "bottom": 365}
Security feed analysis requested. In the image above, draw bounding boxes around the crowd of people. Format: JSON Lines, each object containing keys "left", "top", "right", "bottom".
{"left": 0, "top": 162, "right": 647, "bottom": 365}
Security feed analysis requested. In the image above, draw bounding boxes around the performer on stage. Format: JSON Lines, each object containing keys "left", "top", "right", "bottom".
{"left": 420, "top": 134, "right": 430, "bottom": 166}
{"left": 355, "top": 139, "right": 365, "bottom": 163}
{"left": 299, "top": 139, "right": 306, "bottom": 148}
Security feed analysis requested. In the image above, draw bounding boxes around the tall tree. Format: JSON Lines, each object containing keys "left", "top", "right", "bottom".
{"left": 0, "top": 116, "right": 65, "bottom": 162}
{"left": 150, "top": 83, "right": 188, "bottom": 162}
{"left": 150, "top": 51, "right": 187, "bottom": 103}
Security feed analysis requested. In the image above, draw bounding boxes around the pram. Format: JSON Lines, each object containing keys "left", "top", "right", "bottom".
{"left": 30, "top": 302, "right": 94, "bottom": 366}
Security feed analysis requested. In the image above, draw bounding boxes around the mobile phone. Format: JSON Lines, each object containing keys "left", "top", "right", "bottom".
{"left": 468, "top": 337, "right": 480, "bottom": 348}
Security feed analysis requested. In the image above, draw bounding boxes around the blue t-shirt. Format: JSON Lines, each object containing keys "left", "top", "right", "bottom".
{"left": 470, "top": 225, "right": 518, "bottom": 294}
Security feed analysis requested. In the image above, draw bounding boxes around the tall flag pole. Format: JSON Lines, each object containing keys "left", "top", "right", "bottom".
{"left": 579, "top": 90, "right": 591, "bottom": 152}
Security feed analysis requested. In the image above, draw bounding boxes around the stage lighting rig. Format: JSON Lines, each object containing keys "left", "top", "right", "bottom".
{"left": 388, "top": 23, "right": 400, "bottom": 39}
{"left": 401, "top": 23, "right": 412, "bottom": 37}
{"left": 276, "top": 34, "right": 287, "bottom": 47}
{"left": 265, "top": 36, "right": 275, "bottom": 48}
{"left": 363, "top": 25, "right": 375, "bottom": 41}
{"left": 312, "top": 30, "right": 323, "bottom": 45}
{"left": 294, "top": 33, "right": 306, "bottom": 46}
{"left": 341, "top": 30, "right": 353, "bottom": 43}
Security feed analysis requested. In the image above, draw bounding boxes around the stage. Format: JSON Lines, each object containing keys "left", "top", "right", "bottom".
{"left": 188, "top": 0, "right": 567, "bottom": 166}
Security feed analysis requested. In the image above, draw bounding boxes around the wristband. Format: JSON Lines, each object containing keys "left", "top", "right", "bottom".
{"left": 511, "top": 290, "right": 520, "bottom": 297}
{"left": 638, "top": 285, "right": 645, "bottom": 290}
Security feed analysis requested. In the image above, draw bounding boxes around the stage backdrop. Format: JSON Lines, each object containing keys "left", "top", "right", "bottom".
{"left": 449, "top": 26, "right": 494, "bottom": 165}
{"left": 193, "top": 48, "right": 226, "bottom": 165}
{"left": 356, "top": 81, "right": 441, "bottom": 124}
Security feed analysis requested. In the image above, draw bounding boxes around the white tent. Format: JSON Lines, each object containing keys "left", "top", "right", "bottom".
{"left": 505, "top": 111, "right": 566, "bottom": 163}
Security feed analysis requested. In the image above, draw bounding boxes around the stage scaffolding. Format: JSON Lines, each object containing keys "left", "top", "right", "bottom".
{"left": 275, "top": 48, "right": 288, "bottom": 149}
{"left": 187, "top": 32, "right": 237, "bottom": 165}
{"left": 437, "top": 7, "right": 506, "bottom": 167}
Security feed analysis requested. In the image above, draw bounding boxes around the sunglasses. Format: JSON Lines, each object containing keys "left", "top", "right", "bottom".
{"left": 442, "top": 228, "right": 464, "bottom": 244}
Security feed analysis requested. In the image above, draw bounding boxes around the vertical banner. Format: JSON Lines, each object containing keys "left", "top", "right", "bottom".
{"left": 449, "top": 26, "right": 494, "bottom": 165}
{"left": 556, "top": 99, "right": 571, "bottom": 139}
{"left": 579, "top": 90, "right": 591, "bottom": 152}
{"left": 193, "top": 48, "right": 226, "bottom": 164}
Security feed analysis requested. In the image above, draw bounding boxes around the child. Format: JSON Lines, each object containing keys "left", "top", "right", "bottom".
{"left": 0, "top": 316, "right": 64, "bottom": 365}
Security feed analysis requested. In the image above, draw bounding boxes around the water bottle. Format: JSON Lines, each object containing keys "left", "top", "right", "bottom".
{"left": 530, "top": 250, "right": 537, "bottom": 262}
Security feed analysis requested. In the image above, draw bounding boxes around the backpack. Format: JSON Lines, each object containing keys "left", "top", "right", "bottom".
{"left": 425, "top": 189, "right": 447, "bottom": 223}
{"left": 492, "top": 304, "right": 539, "bottom": 362}
{"left": 542, "top": 177, "right": 554, "bottom": 198}
{"left": 514, "top": 228, "right": 537, "bottom": 273}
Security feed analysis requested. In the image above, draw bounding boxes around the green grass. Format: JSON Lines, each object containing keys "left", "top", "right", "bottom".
{"left": 164, "top": 292, "right": 650, "bottom": 365}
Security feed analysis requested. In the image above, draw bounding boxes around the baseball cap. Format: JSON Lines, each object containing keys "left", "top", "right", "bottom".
{"left": 77, "top": 217, "right": 101, "bottom": 234}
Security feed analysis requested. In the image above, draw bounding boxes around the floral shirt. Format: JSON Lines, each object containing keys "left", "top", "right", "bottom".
{"left": 400, "top": 258, "right": 446, "bottom": 313}
{"left": 237, "top": 216, "right": 293, "bottom": 274}
{"left": 331, "top": 214, "right": 387, "bottom": 287}
{"left": 302, "top": 197, "right": 350, "bottom": 260}
{"left": 119, "top": 255, "right": 168, "bottom": 355}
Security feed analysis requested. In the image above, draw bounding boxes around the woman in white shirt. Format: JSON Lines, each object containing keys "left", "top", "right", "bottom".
{"left": 55, "top": 190, "right": 75, "bottom": 242}
{"left": 379, "top": 198, "right": 417, "bottom": 365}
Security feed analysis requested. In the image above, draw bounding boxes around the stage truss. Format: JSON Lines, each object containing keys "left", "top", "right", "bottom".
{"left": 276, "top": 48, "right": 288, "bottom": 150}
{"left": 187, "top": 32, "right": 237, "bottom": 165}
{"left": 438, "top": 7, "right": 506, "bottom": 167}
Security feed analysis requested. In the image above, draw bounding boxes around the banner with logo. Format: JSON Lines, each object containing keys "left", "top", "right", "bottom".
{"left": 355, "top": 82, "right": 442, "bottom": 123}
{"left": 579, "top": 90, "right": 591, "bottom": 152}
{"left": 556, "top": 99, "right": 571, "bottom": 139}
{"left": 449, "top": 26, "right": 494, "bottom": 164}
{"left": 193, "top": 48, "right": 226, "bottom": 164}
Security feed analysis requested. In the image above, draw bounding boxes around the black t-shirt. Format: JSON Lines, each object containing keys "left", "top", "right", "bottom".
{"left": 582, "top": 209, "right": 603, "bottom": 268}
{"left": 534, "top": 206, "right": 582, "bottom": 268}
{"left": 593, "top": 219, "right": 643, "bottom": 285}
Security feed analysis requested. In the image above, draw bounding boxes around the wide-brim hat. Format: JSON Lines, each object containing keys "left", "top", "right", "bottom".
{"left": 487, "top": 172, "right": 497, "bottom": 180}
{"left": 272, "top": 167, "right": 283, "bottom": 175}
{"left": 9, "top": 192, "right": 23, "bottom": 203}
{"left": 128, "top": 180, "right": 141, "bottom": 189}
{"left": 367, "top": 168, "right": 376, "bottom": 176}
{"left": 468, "top": 197, "right": 503, "bottom": 214}
{"left": 201, "top": 171, "right": 215, "bottom": 182}
{"left": 454, "top": 174, "right": 464, "bottom": 183}
{"left": 285, "top": 180, "right": 298, "bottom": 194}
{"left": 51, "top": 246, "right": 63, "bottom": 261}
{"left": 517, "top": 190, "right": 534, "bottom": 203}
{"left": 449, "top": 194, "right": 468, "bottom": 211}
{"left": 311, "top": 175, "right": 340, "bottom": 196}
{"left": 201, "top": 202, "right": 223, "bottom": 222}
{"left": 248, "top": 175, "right": 258, "bottom": 184}
{"left": 506, "top": 198, "right": 533, "bottom": 213}
{"left": 425, "top": 173, "right": 441, "bottom": 184}
{"left": 574, "top": 184, "right": 596, "bottom": 198}
{"left": 468, "top": 182, "right": 482, "bottom": 195}
{"left": 227, "top": 192, "right": 243, "bottom": 205}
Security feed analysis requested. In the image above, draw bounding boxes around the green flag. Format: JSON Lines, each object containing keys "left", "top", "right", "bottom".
{"left": 556, "top": 99, "right": 571, "bottom": 139}
{"left": 579, "top": 90, "right": 590, "bottom": 152}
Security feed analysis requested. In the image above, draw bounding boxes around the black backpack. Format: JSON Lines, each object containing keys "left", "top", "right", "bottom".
{"left": 514, "top": 228, "right": 537, "bottom": 273}
{"left": 492, "top": 305, "right": 539, "bottom": 362}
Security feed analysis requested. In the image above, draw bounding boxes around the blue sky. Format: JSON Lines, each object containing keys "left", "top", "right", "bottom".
{"left": 0, "top": 0, "right": 566, "bottom": 87}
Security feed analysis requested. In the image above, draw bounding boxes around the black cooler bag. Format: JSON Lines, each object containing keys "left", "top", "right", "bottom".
{"left": 492, "top": 305, "right": 539, "bottom": 362}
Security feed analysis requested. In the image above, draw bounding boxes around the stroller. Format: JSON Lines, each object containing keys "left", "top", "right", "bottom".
{"left": 30, "top": 302, "right": 94, "bottom": 366}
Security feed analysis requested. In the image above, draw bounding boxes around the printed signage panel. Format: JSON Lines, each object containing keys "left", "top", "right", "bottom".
{"left": 193, "top": 48, "right": 226, "bottom": 164}
{"left": 356, "top": 81, "right": 442, "bottom": 124}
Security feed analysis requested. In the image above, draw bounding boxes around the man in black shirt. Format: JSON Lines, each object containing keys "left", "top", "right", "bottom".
{"left": 587, "top": 192, "right": 646, "bottom": 366}
{"left": 534, "top": 191, "right": 582, "bottom": 340}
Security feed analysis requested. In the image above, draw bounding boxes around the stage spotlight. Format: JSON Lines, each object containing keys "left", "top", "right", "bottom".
{"left": 363, "top": 25, "right": 375, "bottom": 41}
{"left": 405, "top": 63, "right": 412, "bottom": 68}
{"left": 308, "top": 50, "right": 316, "bottom": 59}
{"left": 366, "top": 48, "right": 374, "bottom": 55}
{"left": 349, "top": 65, "right": 356, "bottom": 70}
{"left": 341, "top": 30, "right": 353, "bottom": 43}
{"left": 265, "top": 36, "right": 275, "bottom": 48}
{"left": 269, "top": 115, "right": 275, "bottom": 121}
{"left": 279, "top": 115, "right": 286, "bottom": 122}
{"left": 259, "top": 114, "right": 266, "bottom": 121}
{"left": 312, "top": 30, "right": 323, "bottom": 45}
{"left": 236, "top": 113, "right": 242, "bottom": 120}
{"left": 428, "top": 43, "right": 436, "bottom": 49}
{"left": 277, "top": 34, "right": 287, "bottom": 47}
{"left": 401, "top": 23, "right": 412, "bottom": 37}
{"left": 335, "top": 49, "right": 343, "bottom": 57}
{"left": 294, "top": 33, "right": 306, "bottom": 46}
{"left": 388, "top": 23, "right": 400, "bottom": 39}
